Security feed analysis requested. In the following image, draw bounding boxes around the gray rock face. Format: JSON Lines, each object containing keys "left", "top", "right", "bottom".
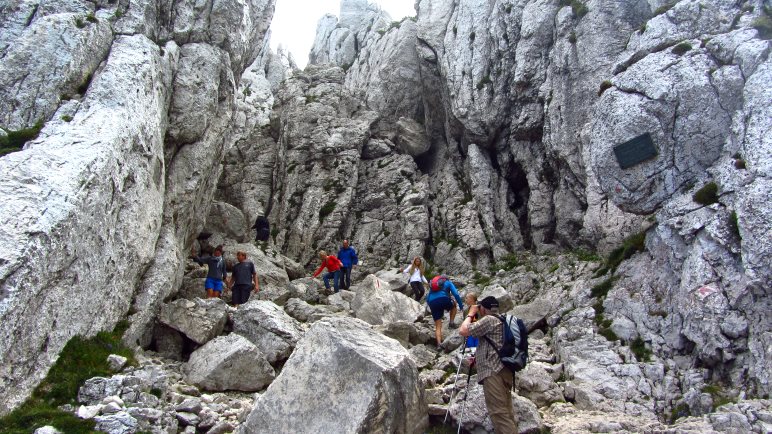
{"left": 158, "top": 299, "right": 228, "bottom": 345}
{"left": 350, "top": 275, "right": 424, "bottom": 325}
{"left": 185, "top": 334, "right": 275, "bottom": 392}
{"left": 232, "top": 300, "right": 304, "bottom": 365}
{"left": 0, "top": 0, "right": 276, "bottom": 413}
{"left": 240, "top": 317, "right": 428, "bottom": 433}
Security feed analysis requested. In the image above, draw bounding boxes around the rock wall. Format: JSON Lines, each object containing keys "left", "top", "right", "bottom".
{"left": 0, "top": 0, "right": 276, "bottom": 413}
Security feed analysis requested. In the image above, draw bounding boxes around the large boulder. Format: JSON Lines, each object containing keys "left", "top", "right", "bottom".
{"left": 157, "top": 298, "right": 228, "bottom": 345}
{"left": 350, "top": 275, "right": 424, "bottom": 325}
{"left": 240, "top": 317, "right": 428, "bottom": 433}
{"left": 185, "top": 334, "right": 275, "bottom": 392}
{"left": 449, "top": 378, "right": 543, "bottom": 433}
{"left": 232, "top": 300, "right": 304, "bottom": 365}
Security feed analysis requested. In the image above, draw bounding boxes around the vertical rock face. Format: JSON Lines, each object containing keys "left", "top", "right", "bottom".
{"left": 296, "top": 0, "right": 771, "bottom": 401}
{"left": 0, "top": 0, "right": 276, "bottom": 414}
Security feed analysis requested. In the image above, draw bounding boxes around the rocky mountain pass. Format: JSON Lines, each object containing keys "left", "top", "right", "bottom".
{"left": 0, "top": 0, "right": 770, "bottom": 433}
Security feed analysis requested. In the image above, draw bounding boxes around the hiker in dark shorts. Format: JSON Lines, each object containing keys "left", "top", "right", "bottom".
{"left": 191, "top": 245, "right": 227, "bottom": 299}
{"left": 228, "top": 251, "right": 259, "bottom": 306}
{"left": 426, "top": 276, "right": 464, "bottom": 349}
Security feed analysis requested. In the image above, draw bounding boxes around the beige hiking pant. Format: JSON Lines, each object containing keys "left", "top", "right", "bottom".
{"left": 483, "top": 368, "right": 518, "bottom": 434}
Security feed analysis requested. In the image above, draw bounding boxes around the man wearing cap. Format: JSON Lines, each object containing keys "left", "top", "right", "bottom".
{"left": 459, "top": 296, "right": 518, "bottom": 433}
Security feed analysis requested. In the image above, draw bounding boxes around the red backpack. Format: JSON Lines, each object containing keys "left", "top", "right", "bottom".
{"left": 430, "top": 275, "right": 448, "bottom": 292}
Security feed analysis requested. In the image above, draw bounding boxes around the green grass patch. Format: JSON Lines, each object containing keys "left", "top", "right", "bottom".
{"left": 752, "top": 15, "right": 772, "bottom": 40}
{"left": 61, "top": 115, "right": 73, "bottom": 122}
{"left": 590, "top": 276, "right": 618, "bottom": 299}
{"left": 653, "top": 3, "right": 675, "bottom": 17}
{"left": 669, "top": 402, "right": 690, "bottom": 423}
{"left": 1, "top": 121, "right": 44, "bottom": 156}
{"left": 548, "top": 264, "right": 560, "bottom": 273}
{"left": 702, "top": 384, "right": 733, "bottom": 410}
{"left": 86, "top": 14, "right": 97, "bottom": 23}
{"left": 560, "top": 0, "right": 588, "bottom": 18}
{"left": 692, "top": 182, "right": 718, "bottom": 205}
{"left": 629, "top": 336, "right": 652, "bottom": 362}
{"left": 572, "top": 248, "right": 600, "bottom": 262}
{"left": 476, "top": 75, "right": 492, "bottom": 90}
{"left": 568, "top": 31, "right": 577, "bottom": 43}
{"left": 318, "top": 201, "right": 336, "bottom": 222}
{"left": 0, "top": 320, "right": 135, "bottom": 433}
{"left": 473, "top": 272, "right": 491, "bottom": 287}
{"left": 598, "top": 80, "right": 612, "bottom": 96}
{"left": 672, "top": 42, "right": 692, "bottom": 56}
{"left": 499, "top": 253, "right": 521, "bottom": 271}
{"left": 595, "top": 232, "right": 646, "bottom": 276}
{"left": 729, "top": 211, "right": 740, "bottom": 239}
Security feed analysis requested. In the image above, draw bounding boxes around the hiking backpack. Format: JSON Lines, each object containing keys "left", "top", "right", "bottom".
{"left": 483, "top": 314, "right": 529, "bottom": 372}
{"left": 430, "top": 275, "right": 448, "bottom": 292}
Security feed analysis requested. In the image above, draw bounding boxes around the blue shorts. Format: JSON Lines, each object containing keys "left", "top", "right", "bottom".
{"left": 205, "top": 278, "right": 224, "bottom": 292}
{"left": 428, "top": 297, "right": 454, "bottom": 321}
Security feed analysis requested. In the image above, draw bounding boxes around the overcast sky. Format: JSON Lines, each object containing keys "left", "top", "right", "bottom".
{"left": 269, "top": 0, "right": 416, "bottom": 68}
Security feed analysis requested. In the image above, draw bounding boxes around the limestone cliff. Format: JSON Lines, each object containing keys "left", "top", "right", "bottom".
{"left": 0, "top": 0, "right": 276, "bottom": 413}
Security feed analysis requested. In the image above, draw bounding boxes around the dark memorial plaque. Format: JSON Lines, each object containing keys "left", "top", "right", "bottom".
{"left": 613, "top": 132, "right": 658, "bottom": 169}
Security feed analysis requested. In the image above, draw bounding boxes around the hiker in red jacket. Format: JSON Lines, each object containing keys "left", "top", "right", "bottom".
{"left": 312, "top": 250, "right": 344, "bottom": 293}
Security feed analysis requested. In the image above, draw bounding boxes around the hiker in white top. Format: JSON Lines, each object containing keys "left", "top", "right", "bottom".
{"left": 402, "top": 256, "right": 429, "bottom": 301}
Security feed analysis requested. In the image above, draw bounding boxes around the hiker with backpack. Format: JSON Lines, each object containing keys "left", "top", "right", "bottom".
{"left": 426, "top": 275, "right": 464, "bottom": 349}
{"left": 337, "top": 239, "right": 358, "bottom": 290}
{"left": 402, "top": 256, "right": 429, "bottom": 301}
{"left": 459, "top": 296, "right": 526, "bottom": 434}
{"left": 191, "top": 245, "right": 228, "bottom": 299}
{"left": 312, "top": 250, "right": 344, "bottom": 293}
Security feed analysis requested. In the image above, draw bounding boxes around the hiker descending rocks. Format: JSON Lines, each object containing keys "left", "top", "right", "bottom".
{"left": 337, "top": 239, "right": 358, "bottom": 290}
{"left": 459, "top": 296, "right": 518, "bottom": 433}
{"left": 191, "top": 245, "right": 228, "bottom": 299}
{"left": 402, "top": 256, "right": 429, "bottom": 301}
{"left": 426, "top": 275, "right": 464, "bottom": 349}
{"left": 253, "top": 215, "right": 270, "bottom": 242}
{"left": 312, "top": 250, "right": 344, "bottom": 293}
{"left": 228, "top": 251, "right": 260, "bottom": 306}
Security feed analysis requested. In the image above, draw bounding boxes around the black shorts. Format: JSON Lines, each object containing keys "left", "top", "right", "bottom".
{"left": 232, "top": 284, "right": 253, "bottom": 305}
{"left": 428, "top": 297, "right": 454, "bottom": 321}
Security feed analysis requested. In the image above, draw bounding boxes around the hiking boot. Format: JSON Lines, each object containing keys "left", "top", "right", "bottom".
{"left": 448, "top": 321, "right": 459, "bottom": 329}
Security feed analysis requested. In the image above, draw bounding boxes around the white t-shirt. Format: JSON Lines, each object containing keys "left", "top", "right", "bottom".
{"left": 403, "top": 267, "right": 428, "bottom": 284}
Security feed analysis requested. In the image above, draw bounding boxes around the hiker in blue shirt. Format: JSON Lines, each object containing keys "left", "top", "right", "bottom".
{"left": 191, "top": 245, "right": 228, "bottom": 299}
{"left": 337, "top": 239, "right": 358, "bottom": 290}
{"left": 427, "top": 276, "right": 464, "bottom": 349}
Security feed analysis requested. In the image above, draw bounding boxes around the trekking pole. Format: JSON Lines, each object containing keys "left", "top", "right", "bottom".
{"left": 443, "top": 341, "right": 467, "bottom": 425}
{"left": 456, "top": 357, "right": 475, "bottom": 434}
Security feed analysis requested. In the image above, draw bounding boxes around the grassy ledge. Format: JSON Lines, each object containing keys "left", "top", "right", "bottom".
{"left": 0, "top": 320, "right": 136, "bottom": 434}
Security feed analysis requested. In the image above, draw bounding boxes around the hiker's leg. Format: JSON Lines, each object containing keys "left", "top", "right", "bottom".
{"left": 206, "top": 288, "right": 214, "bottom": 298}
{"left": 333, "top": 270, "right": 341, "bottom": 292}
{"left": 340, "top": 267, "right": 351, "bottom": 289}
{"left": 434, "top": 319, "right": 444, "bottom": 346}
{"left": 483, "top": 369, "right": 518, "bottom": 434}
{"left": 449, "top": 303, "right": 457, "bottom": 324}
{"left": 415, "top": 283, "right": 425, "bottom": 301}
{"left": 323, "top": 272, "right": 332, "bottom": 290}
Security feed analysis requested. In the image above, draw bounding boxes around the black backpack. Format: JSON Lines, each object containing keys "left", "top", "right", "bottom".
{"left": 483, "top": 314, "right": 529, "bottom": 372}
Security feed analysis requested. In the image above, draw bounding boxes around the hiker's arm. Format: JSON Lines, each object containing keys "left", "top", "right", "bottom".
{"left": 352, "top": 250, "right": 358, "bottom": 266}
{"left": 460, "top": 305, "right": 479, "bottom": 337}
{"left": 312, "top": 263, "right": 324, "bottom": 277}
{"left": 447, "top": 281, "right": 463, "bottom": 310}
{"left": 253, "top": 273, "right": 259, "bottom": 292}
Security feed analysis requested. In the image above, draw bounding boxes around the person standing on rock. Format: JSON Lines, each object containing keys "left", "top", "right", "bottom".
{"left": 337, "top": 239, "right": 358, "bottom": 290}
{"left": 312, "top": 250, "right": 344, "bottom": 293}
{"left": 402, "top": 256, "right": 428, "bottom": 301}
{"left": 426, "top": 276, "right": 464, "bottom": 349}
{"left": 191, "top": 245, "right": 228, "bottom": 299}
{"left": 228, "top": 251, "right": 259, "bottom": 306}
{"left": 459, "top": 296, "right": 518, "bottom": 433}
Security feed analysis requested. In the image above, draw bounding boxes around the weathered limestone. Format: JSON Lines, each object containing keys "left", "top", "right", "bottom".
{"left": 240, "top": 317, "right": 428, "bottom": 433}
{"left": 185, "top": 334, "right": 275, "bottom": 392}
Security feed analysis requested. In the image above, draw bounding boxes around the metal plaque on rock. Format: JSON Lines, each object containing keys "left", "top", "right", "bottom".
{"left": 613, "top": 133, "right": 658, "bottom": 169}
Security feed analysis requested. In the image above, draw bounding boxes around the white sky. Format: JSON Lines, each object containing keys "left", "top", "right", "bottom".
{"left": 269, "top": 0, "right": 416, "bottom": 68}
